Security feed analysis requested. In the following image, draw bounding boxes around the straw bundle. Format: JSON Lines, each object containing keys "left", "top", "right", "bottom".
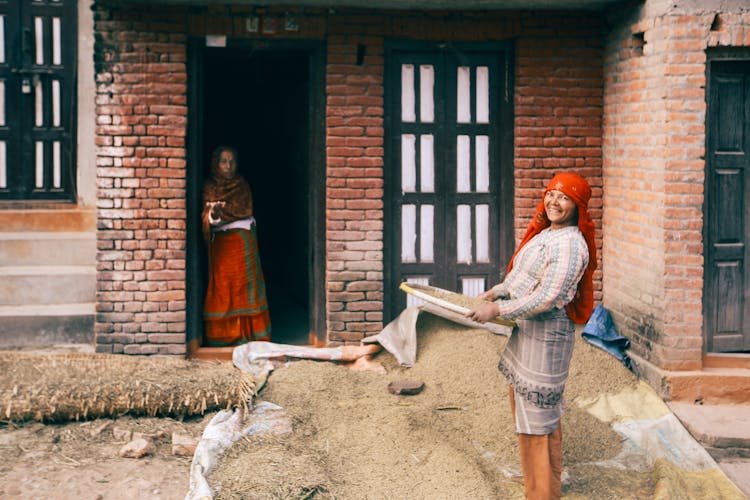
{"left": 0, "top": 352, "right": 254, "bottom": 424}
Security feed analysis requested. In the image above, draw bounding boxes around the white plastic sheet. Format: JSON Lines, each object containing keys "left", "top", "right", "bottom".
{"left": 185, "top": 401, "right": 292, "bottom": 500}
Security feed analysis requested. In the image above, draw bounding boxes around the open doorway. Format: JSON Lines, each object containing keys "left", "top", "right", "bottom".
{"left": 199, "top": 46, "right": 311, "bottom": 346}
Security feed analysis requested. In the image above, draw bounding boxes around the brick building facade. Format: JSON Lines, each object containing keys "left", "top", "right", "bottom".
{"left": 602, "top": 2, "right": 750, "bottom": 400}
{"left": 91, "top": 5, "right": 606, "bottom": 356}
{"left": 3, "top": 0, "right": 748, "bottom": 402}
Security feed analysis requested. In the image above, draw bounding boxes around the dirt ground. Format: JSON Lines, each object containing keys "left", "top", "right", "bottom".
{"left": 0, "top": 313, "right": 651, "bottom": 499}
{"left": 0, "top": 351, "right": 245, "bottom": 500}
{"left": 0, "top": 414, "right": 208, "bottom": 499}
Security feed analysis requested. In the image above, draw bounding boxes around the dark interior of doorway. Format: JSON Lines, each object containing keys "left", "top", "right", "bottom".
{"left": 201, "top": 47, "right": 310, "bottom": 346}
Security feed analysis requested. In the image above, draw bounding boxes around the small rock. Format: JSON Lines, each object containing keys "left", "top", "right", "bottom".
{"left": 90, "top": 420, "right": 114, "bottom": 438}
{"left": 388, "top": 380, "right": 425, "bottom": 395}
{"left": 112, "top": 427, "right": 133, "bottom": 441}
{"left": 118, "top": 437, "right": 155, "bottom": 459}
{"left": 133, "top": 430, "right": 167, "bottom": 443}
{"left": 172, "top": 433, "right": 198, "bottom": 457}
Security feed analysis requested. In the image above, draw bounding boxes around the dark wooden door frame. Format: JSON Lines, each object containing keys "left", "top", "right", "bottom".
{"left": 186, "top": 38, "right": 327, "bottom": 354}
{"left": 383, "top": 40, "right": 515, "bottom": 323}
{"left": 704, "top": 48, "right": 750, "bottom": 353}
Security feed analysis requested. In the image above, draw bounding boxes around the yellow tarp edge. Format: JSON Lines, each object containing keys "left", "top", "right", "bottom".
{"left": 575, "top": 379, "right": 746, "bottom": 499}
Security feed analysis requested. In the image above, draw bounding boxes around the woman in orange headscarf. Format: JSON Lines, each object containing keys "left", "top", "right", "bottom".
{"left": 467, "top": 172, "right": 596, "bottom": 500}
{"left": 202, "top": 145, "right": 272, "bottom": 346}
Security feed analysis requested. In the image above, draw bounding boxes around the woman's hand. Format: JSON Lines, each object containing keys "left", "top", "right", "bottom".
{"left": 477, "top": 290, "right": 496, "bottom": 302}
{"left": 206, "top": 201, "right": 226, "bottom": 220}
{"left": 466, "top": 302, "right": 500, "bottom": 323}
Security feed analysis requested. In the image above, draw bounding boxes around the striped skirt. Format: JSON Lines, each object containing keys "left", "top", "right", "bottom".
{"left": 498, "top": 308, "right": 575, "bottom": 435}
{"left": 203, "top": 227, "right": 272, "bottom": 346}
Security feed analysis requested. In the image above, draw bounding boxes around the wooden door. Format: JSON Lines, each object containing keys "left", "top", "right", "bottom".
{"left": 384, "top": 42, "right": 514, "bottom": 322}
{"left": 0, "top": 0, "right": 77, "bottom": 201}
{"left": 705, "top": 57, "right": 750, "bottom": 352}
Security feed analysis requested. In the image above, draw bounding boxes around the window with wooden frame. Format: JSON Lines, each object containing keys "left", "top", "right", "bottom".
{"left": 0, "top": 0, "right": 77, "bottom": 201}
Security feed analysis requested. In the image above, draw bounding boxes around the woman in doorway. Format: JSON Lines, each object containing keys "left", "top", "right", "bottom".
{"left": 466, "top": 172, "right": 596, "bottom": 500}
{"left": 202, "top": 145, "right": 272, "bottom": 346}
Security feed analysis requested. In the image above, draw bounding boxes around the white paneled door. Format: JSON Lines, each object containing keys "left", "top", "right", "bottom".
{"left": 385, "top": 43, "right": 515, "bottom": 321}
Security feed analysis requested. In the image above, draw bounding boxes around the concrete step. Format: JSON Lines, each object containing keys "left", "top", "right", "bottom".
{"left": 0, "top": 303, "right": 94, "bottom": 347}
{"left": 0, "top": 265, "right": 96, "bottom": 306}
{"left": 632, "top": 350, "right": 750, "bottom": 404}
{"left": 714, "top": 459, "right": 750, "bottom": 499}
{"left": 669, "top": 402, "right": 750, "bottom": 458}
{"left": 0, "top": 209, "right": 97, "bottom": 348}
{"left": 669, "top": 401, "right": 750, "bottom": 498}
{"left": 667, "top": 367, "right": 750, "bottom": 405}
{"left": 0, "top": 209, "right": 95, "bottom": 232}
{"left": 0, "top": 232, "right": 96, "bottom": 266}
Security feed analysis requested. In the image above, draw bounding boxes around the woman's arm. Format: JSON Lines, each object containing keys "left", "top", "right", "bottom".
{"left": 494, "top": 234, "right": 588, "bottom": 320}
{"left": 478, "top": 283, "right": 510, "bottom": 301}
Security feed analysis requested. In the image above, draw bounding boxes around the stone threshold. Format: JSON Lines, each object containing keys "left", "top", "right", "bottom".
{"left": 630, "top": 351, "right": 750, "bottom": 404}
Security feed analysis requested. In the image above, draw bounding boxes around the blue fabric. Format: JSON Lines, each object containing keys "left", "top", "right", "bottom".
{"left": 581, "top": 305, "right": 639, "bottom": 376}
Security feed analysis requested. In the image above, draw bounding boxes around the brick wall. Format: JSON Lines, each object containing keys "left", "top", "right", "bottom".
{"left": 325, "top": 15, "right": 387, "bottom": 344}
{"left": 324, "top": 11, "right": 604, "bottom": 344}
{"left": 603, "top": 1, "right": 750, "bottom": 371}
{"left": 93, "top": 6, "right": 604, "bottom": 352}
{"left": 94, "top": 6, "right": 189, "bottom": 354}
{"left": 513, "top": 13, "right": 604, "bottom": 301}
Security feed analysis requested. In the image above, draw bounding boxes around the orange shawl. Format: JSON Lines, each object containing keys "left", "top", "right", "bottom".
{"left": 201, "top": 149, "right": 254, "bottom": 242}
{"left": 507, "top": 172, "right": 597, "bottom": 324}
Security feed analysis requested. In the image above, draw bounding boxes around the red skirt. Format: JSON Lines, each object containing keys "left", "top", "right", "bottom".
{"left": 203, "top": 227, "right": 271, "bottom": 346}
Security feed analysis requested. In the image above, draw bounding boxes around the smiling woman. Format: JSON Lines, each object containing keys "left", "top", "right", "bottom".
{"left": 466, "top": 171, "right": 597, "bottom": 499}
{"left": 544, "top": 189, "right": 578, "bottom": 229}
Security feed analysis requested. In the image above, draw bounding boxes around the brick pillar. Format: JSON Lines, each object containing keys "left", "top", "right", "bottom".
{"left": 325, "top": 16, "right": 387, "bottom": 344}
{"left": 94, "top": 6, "right": 189, "bottom": 355}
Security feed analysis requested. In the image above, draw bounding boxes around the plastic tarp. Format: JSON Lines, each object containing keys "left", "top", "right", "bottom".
{"left": 576, "top": 380, "right": 746, "bottom": 499}
{"left": 362, "top": 306, "right": 422, "bottom": 367}
{"left": 185, "top": 401, "right": 292, "bottom": 500}
{"left": 363, "top": 303, "right": 513, "bottom": 368}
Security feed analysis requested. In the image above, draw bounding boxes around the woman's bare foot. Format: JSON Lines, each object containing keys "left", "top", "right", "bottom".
{"left": 347, "top": 355, "right": 387, "bottom": 374}
{"left": 340, "top": 343, "right": 382, "bottom": 361}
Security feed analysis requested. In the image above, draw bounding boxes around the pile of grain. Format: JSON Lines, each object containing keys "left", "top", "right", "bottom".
{"left": 0, "top": 353, "right": 254, "bottom": 423}
{"left": 209, "top": 313, "right": 650, "bottom": 499}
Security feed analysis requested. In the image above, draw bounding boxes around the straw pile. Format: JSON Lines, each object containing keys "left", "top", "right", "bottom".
{"left": 208, "top": 314, "right": 650, "bottom": 499}
{"left": 0, "top": 352, "right": 254, "bottom": 424}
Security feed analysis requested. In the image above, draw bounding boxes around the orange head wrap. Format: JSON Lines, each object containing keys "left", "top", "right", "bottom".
{"left": 507, "top": 172, "right": 597, "bottom": 324}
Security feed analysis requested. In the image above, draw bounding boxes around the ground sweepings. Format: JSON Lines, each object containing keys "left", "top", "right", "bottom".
{"left": 0, "top": 352, "right": 254, "bottom": 424}
{"left": 209, "top": 313, "right": 650, "bottom": 499}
